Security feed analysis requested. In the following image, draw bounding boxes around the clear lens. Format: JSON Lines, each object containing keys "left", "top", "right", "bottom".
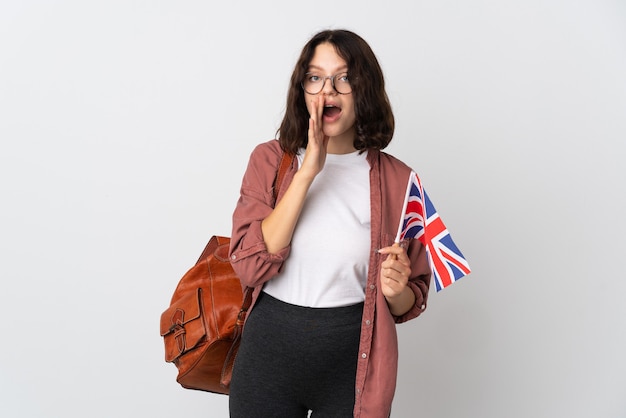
{"left": 333, "top": 73, "right": 351, "bottom": 94}
{"left": 302, "top": 74, "right": 322, "bottom": 94}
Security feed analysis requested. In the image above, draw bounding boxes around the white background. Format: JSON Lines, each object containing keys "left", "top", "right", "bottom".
{"left": 1, "top": 1, "right": 625, "bottom": 417}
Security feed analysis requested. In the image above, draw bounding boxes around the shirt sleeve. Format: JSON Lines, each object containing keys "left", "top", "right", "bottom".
{"left": 229, "top": 141, "right": 292, "bottom": 288}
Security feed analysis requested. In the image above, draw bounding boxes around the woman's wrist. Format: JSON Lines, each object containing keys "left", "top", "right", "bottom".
{"left": 385, "top": 286, "right": 416, "bottom": 317}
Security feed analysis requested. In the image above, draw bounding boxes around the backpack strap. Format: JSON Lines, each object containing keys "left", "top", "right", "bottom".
{"left": 273, "top": 151, "right": 294, "bottom": 201}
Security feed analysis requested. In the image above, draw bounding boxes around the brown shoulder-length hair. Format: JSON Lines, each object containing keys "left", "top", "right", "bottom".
{"left": 277, "top": 29, "right": 395, "bottom": 154}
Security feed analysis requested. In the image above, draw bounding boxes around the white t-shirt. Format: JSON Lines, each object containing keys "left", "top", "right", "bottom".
{"left": 263, "top": 149, "right": 371, "bottom": 307}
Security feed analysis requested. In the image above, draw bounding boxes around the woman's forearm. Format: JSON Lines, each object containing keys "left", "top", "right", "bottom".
{"left": 261, "top": 170, "right": 314, "bottom": 254}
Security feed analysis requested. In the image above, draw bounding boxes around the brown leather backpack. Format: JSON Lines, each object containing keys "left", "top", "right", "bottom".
{"left": 160, "top": 152, "right": 292, "bottom": 394}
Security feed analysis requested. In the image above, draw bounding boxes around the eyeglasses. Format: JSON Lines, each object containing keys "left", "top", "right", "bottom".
{"left": 301, "top": 72, "right": 352, "bottom": 95}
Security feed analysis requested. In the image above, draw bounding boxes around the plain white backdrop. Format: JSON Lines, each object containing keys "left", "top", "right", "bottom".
{"left": 1, "top": 1, "right": 625, "bottom": 417}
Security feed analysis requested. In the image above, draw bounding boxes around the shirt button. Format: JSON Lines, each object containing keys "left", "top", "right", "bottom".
{"left": 365, "top": 320, "right": 371, "bottom": 325}
{"left": 361, "top": 353, "right": 367, "bottom": 359}
{"left": 231, "top": 254, "right": 236, "bottom": 260}
{"left": 421, "top": 304, "right": 426, "bottom": 309}
{"left": 369, "top": 284, "right": 375, "bottom": 290}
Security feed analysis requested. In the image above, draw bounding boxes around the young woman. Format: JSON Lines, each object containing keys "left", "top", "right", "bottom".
{"left": 228, "top": 29, "right": 432, "bottom": 418}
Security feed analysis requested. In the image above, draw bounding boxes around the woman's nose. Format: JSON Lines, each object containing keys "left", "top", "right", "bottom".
{"left": 321, "top": 77, "right": 337, "bottom": 95}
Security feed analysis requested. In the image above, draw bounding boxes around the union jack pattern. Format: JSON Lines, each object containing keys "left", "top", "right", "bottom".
{"left": 395, "top": 172, "right": 471, "bottom": 291}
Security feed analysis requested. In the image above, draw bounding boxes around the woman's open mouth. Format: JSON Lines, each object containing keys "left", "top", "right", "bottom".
{"left": 323, "top": 105, "right": 342, "bottom": 122}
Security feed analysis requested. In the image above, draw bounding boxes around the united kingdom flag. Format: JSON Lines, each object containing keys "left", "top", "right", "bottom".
{"left": 395, "top": 172, "right": 471, "bottom": 291}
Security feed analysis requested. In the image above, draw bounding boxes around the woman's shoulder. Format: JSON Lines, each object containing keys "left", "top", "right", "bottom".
{"left": 242, "top": 139, "right": 285, "bottom": 183}
{"left": 250, "top": 139, "right": 283, "bottom": 160}
{"left": 377, "top": 150, "right": 415, "bottom": 178}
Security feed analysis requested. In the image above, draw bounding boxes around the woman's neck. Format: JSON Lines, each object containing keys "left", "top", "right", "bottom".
{"left": 327, "top": 133, "right": 357, "bottom": 155}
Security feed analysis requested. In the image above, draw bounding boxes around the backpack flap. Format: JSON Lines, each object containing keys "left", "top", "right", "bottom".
{"left": 160, "top": 288, "right": 205, "bottom": 363}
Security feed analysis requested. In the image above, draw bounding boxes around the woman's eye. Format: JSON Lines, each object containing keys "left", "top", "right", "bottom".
{"left": 338, "top": 74, "right": 349, "bottom": 82}
{"left": 308, "top": 75, "right": 321, "bottom": 82}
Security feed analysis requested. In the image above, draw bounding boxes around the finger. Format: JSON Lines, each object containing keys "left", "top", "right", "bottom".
{"left": 378, "top": 245, "right": 403, "bottom": 259}
{"left": 383, "top": 268, "right": 401, "bottom": 283}
{"left": 307, "top": 98, "right": 325, "bottom": 140}
{"left": 386, "top": 264, "right": 410, "bottom": 281}
{"left": 381, "top": 273, "right": 404, "bottom": 297}
{"left": 313, "top": 99, "right": 325, "bottom": 142}
{"left": 307, "top": 116, "right": 317, "bottom": 139}
{"left": 307, "top": 101, "right": 319, "bottom": 139}
{"left": 381, "top": 257, "right": 411, "bottom": 285}
{"left": 394, "top": 248, "right": 410, "bottom": 265}
{"left": 307, "top": 115, "right": 322, "bottom": 148}
{"left": 306, "top": 96, "right": 318, "bottom": 118}
{"left": 316, "top": 93, "right": 325, "bottom": 121}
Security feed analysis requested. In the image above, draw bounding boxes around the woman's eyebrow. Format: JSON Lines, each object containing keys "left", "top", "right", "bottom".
{"left": 306, "top": 64, "right": 348, "bottom": 73}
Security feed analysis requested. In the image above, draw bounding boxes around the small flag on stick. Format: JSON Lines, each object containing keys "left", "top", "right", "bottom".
{"left": 395, "top": 172, "right": 471, "bottom": 291}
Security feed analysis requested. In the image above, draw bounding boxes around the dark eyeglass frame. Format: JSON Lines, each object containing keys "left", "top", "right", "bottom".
{"left": 301, "top": 72, "right": 352, "bottom": 95}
